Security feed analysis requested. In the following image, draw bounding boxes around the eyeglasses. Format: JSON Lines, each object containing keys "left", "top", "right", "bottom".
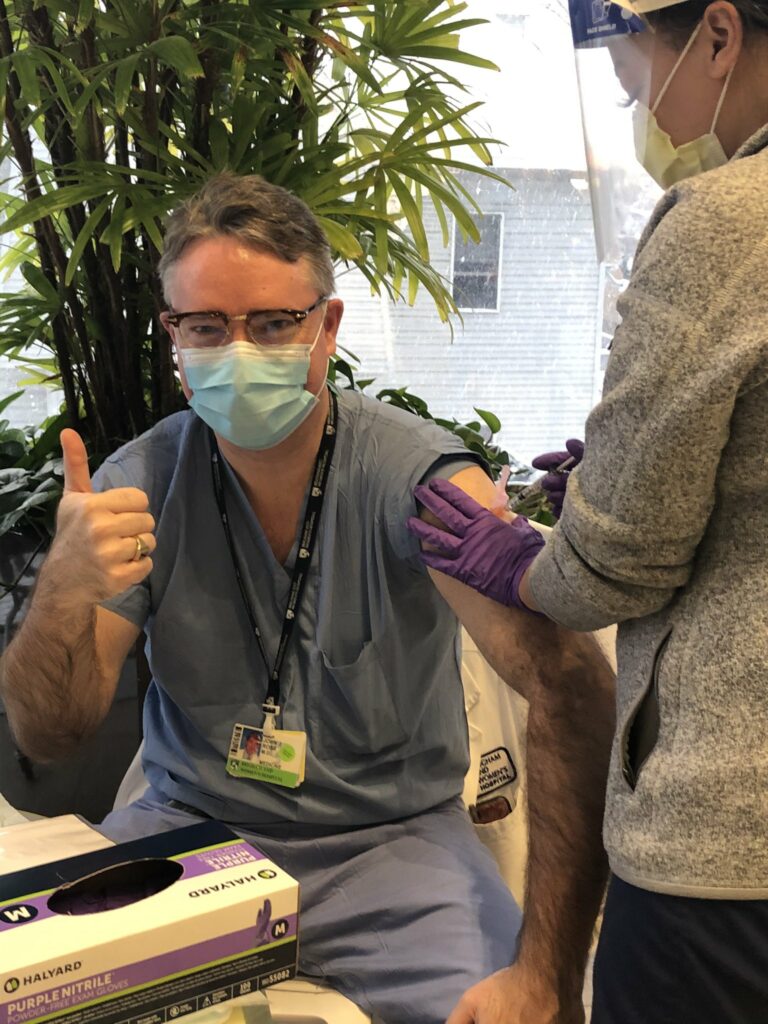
{"left": 163, "top": 296, "right": 327, "bottom": 349}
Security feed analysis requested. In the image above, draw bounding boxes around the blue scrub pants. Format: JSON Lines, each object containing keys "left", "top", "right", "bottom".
{"left": 100, "top": 792, "right": 522, "bottom": 1024}
{"left": 591, "top": 875, "right": 768, "bottom": 1024}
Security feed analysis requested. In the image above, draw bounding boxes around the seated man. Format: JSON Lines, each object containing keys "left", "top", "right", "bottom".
{"left": 0, "top": 173, "right": 614, "bottom": 1024}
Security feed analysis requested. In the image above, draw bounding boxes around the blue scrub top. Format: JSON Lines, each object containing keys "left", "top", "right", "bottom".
{"left": 94, "top": 390, "right": 481, "bottom": 829}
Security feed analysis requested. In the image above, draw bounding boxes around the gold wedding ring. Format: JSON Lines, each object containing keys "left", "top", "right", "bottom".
{"left": 132, "top": 535, "right": 150, "bottom": 561}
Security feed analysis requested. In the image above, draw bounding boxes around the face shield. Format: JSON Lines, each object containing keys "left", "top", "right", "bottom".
{"left": 569, "top": 1, "right": 664, "bottom": 262}
{"left": 569, "top": 0, "right": 669, "bottom": 355}
{"left": 613, "top": 0, "right": 689, "bottom": 13}
{"left": 572, "top": 0, "right": 733, "bottom": 249}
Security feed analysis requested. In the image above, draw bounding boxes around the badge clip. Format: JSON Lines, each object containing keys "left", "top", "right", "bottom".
{"left": 262, "top": 701, "right": 280, "bottom": 734}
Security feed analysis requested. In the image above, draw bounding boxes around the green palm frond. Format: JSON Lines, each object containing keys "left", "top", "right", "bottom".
{"left": 0, "top": 0, "right": 508, "bottom": 458}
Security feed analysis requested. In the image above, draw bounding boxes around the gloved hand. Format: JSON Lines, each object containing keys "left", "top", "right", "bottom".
{"left": 407, "top": 478, "right": 545, "bottom": 609}
{"left": 531, "top": 438, "right": 584, "bottom": 519}
{"left": 254, "top": 898, "right": 272, "bottom": 945}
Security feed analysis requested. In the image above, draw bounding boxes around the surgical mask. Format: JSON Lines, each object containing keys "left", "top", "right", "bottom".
{"left": 633, "top": 21, "right": 735, "bottom": 189}
{"left": 180, "top": 319, "right": 325, "bottom": 450}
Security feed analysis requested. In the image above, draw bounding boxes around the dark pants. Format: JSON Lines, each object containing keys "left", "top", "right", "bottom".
{"left": 592, "top": 875, "right": 768, "bottom": 1024}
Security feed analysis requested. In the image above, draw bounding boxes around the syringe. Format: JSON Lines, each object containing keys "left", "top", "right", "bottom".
{"left": 506, "top": 454, "right": 577, "bottom": 513}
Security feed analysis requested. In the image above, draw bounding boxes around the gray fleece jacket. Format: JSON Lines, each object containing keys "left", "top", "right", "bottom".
{"left": 529, "top": 124, "right": 768, "bottom": 898}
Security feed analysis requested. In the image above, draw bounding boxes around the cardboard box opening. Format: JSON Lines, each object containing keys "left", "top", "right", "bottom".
{"left": 48, "top": 859, "right": 184, "bottom": 916}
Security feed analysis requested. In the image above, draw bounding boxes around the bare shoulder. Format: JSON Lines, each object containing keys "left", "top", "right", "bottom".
{"left": 419, "top": 465, "right": 497, "bottom": 528}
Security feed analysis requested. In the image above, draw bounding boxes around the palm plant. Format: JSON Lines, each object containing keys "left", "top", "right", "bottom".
{"left": 0, "top": 0, "right": 507, "bottom": 462}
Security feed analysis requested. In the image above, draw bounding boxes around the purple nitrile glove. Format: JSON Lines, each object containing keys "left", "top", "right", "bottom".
{"left": 407, "top": 477, "right": 545, "bottom": 609}
{"left": 531, "top": 438, "right": 585, "bottom": 519}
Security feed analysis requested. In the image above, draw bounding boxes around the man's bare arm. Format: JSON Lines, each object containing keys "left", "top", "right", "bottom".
{"left": 0, "top": 430, "right": 152, "bottom": 762}
{"left": 1, "top": 595, "right": 139, "bottom": 761}
{"left": 425, "top": 467, "right": 615, "bottom": 1019}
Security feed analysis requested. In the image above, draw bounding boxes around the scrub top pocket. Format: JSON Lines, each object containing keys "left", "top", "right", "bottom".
{"left": 312, "top": 636, "right": 409, "bottom": 758}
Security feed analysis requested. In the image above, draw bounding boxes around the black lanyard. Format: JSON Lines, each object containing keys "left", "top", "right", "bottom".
{"left": 209, "top": 392, "right": 338, "bottom": 714}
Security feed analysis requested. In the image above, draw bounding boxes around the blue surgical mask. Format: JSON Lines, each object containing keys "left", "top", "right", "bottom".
{"left": 180, "top": 322, "right": 325, "bottom": 450}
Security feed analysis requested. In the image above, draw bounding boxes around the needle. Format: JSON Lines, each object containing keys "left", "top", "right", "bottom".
{"left": 506, "top": 455, "right": 576, "bottom": 513}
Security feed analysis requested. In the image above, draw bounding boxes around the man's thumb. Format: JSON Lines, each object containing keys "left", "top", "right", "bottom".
{"left": 60, "top": 429, "right": 93, "bottom": 494}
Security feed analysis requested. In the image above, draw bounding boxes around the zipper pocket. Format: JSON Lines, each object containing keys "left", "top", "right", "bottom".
{"left": 622, "top": 629, "right": 671, "bottom": 791}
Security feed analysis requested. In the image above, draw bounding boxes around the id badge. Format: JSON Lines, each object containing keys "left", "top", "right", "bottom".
{"left": 227, "top": 722, "right": 306, "bottom": 789}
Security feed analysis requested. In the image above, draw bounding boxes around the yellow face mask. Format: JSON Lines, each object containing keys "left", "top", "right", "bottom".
{"left": 633, "top": 21, "right": 735, "bottom": 189}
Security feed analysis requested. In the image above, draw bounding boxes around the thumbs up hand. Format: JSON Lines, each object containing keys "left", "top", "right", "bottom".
{"left": 51, "top": 430, "right": 156, "bottom": 603}
{"left": 61, "top": 428, "right": 94, "bottom": 496}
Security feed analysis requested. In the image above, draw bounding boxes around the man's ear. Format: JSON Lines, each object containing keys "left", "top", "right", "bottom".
{"left": 159, "top": 312, "right": 182, "bottom": 374}
{"left": 322, "top": 298, "right": 344, "bottom": 356}
{"left": 168, "top": 334, "right": 192, "bottom": 399}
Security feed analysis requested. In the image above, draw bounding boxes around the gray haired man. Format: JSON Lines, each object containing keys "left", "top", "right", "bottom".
{"left": 1, "top": 173, "right": 614, "bottom": 1024}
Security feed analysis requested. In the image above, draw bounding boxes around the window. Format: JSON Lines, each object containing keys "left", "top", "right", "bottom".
{"left": 335, "top": 0, "right": 615, "bottom": 467}
{"left": 452, "top": 214, "right": 503, "bottom": 312}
